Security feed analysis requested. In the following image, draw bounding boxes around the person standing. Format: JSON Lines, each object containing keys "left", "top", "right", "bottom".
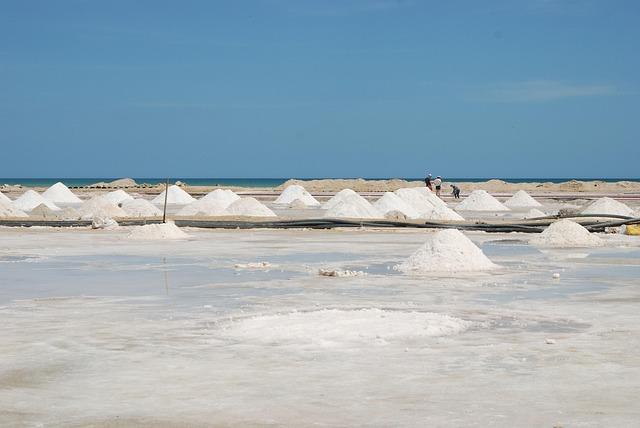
{"left": 425, "top": 173, "right": 433, "bottom": 191}
{"left": 434, "top": 176, "right": 443, "bottom": 197}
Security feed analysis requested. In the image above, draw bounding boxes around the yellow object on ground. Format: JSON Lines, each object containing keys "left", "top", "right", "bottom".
{"left": 625, "top": 224, "right": 640, "bottom": 235}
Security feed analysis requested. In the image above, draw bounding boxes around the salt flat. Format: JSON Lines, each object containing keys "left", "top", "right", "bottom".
{"left": 1, "top": 226, "right": 639, "bottom": 427}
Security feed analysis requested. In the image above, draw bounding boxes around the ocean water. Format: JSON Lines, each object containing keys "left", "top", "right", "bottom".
{"left": 1, "top": 177, "right": 639, "bottom": 188}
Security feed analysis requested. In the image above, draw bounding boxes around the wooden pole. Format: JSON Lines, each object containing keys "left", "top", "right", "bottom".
{"left": 162, "top": 178, "right": 169, "bottom": 223}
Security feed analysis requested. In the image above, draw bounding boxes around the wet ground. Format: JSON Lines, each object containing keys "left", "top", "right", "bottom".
{"left": 1, "top": 226, "right": 639, "bottom": 427}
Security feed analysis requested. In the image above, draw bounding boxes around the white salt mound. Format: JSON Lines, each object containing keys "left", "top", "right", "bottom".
{"left": 91, "top": 217, "right": 119, "bottom": 230}
{"left": 29, "top": 203, "right": 62, "bottom": 219}
{"left": 177, "top": 199, "right": 229, "bottom": 216}
{"left": 396, "top": 229, "right": 498, "bottom": 273}
{"left": 41, "top": 182, "right": 82, "bottom": 204}
{"left": 323, "top": 194, "right": 382, "bottom": 219}
{"left": 394, "top": 188, "right": 464, "bottom": 221}
{"left": 274, "top": 185, "right": 320, "bottom": 206}
{"left": 523, "top": 208, "right": 546, "bottom": 219}
{"left": 14, "top": 190, "right": 60, "bottom": 211}
{"left": 530, "top": 219, "right": 602, "bottom": 248}
{"left": 127, "top": 221, "right": 190, "bottom": 240}
{"left": 200, "top": 189, "right": 240, "bottom": 207}
{"left": 323, "top": 189, "right": 366, "bottom": 210}
{"left": 151, "top": 185, "right": 196, "bottom": 205}
{"left": 581, "top": 197, "right": 635, "bottom": 217}
{"left": 101, "top": 189, "right": 134, "bottom": 205}
{"left": 0, "top": 198, "right": 28, "bottom": 218}
{"left": 226, "top": 197, "right": 277, "bottom": 217}
{"left": 504, "top": 190, "right": 542, "bottom": 208}
{"left": 120, "top": 199, "right": 162, "bottom": 217}
{"left": 77, "top": 196, "right": 128, "bottom": 220}
{"left": 216, "top": 308, "right": 472, "bottom": 346}
{"left": 0, "top": 192, "right": 12, "bottom": 204}
{"left": 455, "top": 190, "right": 510, "bottom": 211}
{"left": 374, "top": 192, "right": 420, "bottom": 219}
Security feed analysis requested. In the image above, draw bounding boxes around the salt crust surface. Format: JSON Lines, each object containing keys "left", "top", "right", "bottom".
{"left": 396, "top": 229, "right": 497, "bottom": 273}
{"left": 373, "top": 192, "right": 420, "bottom": 218}
{"left": 77, "top": 196, "right": 128, "bottom": 220}
{"left": 200, "top": 189, "right": 240, "bottom": 207}
{"left": 274, "top": 185, "right": 320, "bottom": 206}
{"left": 120, "top": 199, "right": 162, "bottom": 217}
{"left": 226, "top": 197, "right": 277, "bottom": 217}
{"left": 177, "top": 199, "right": 229, "bottom": 216}
{"left": 101, "top": 190, "right": 134, "bottom": 205}
{"left": 323, "top": 194, "right": 382, "bottom": 219}
{"left": 41, "top": 182, "right": 82, "bottom": 204}
{"left": 216, "top": 308, "right": 472, "bottom": 346}
{"left": 504, "top": 190, "right": 542, "bottom": 208}
{"left": 126, "top": 221, "right": 191, "bottom": 240}
{"left": 530, "top": 219, "right": 603, "bottom": 247}
{"left": 455, "top": 190, "right": 510, "bottom": 211}
{"left": 0, "top": 198, "right": 28, "bottom": 217}
{"left": 14, "top": 190, "right": 60, "bottom": 211}
{"left": 151, "top": 185, "right": 196, "bottom": 205}
{"left": 581, "top": 197, "right": 635, "bottom": 217}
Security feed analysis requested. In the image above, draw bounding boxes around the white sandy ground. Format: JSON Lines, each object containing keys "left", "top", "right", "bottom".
{"left": 0, "top": 226, "right": 640, "bottom": 426}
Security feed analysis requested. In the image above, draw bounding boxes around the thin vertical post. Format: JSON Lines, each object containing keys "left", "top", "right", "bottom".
{"left": 162, "top": 178, "right": 169, "bottom": 223}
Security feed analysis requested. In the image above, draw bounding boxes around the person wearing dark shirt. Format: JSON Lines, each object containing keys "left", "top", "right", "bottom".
{"left": 425, "top": 173, "right": 433, "bottom": 191}
{"left": 450, "top": 184, "right": 460, "bottom": 199}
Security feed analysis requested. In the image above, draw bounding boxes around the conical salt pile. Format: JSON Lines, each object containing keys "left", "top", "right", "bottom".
{"left": 42, "top": 182, "right": 82, "bottom": 204}
{"left": 323, "top": 196, "right": 382, "bottom": 219}
{"left": 177, "top": 199, "right": 229, "bottom": 216}
{"left": 151, "top": 185, "right": 196, "bottom": 205}
{"left": 530, "top": 219, "right": 602, "bottom": 247}
{"left": 127, "top": 221, "right": 191, "bottom": 240}
{"left": 200, "top": 189, "right": 240, "bottom": 208}
{"left": 101, "top": 189, "right": 134, "bottom": 205}
{"left": 523, "top": 208, "right": 546, "bottom": 219}
{"left": 14, "top": 190, "right": 60, "bottom": 211}
{"left": 455, "top": 190, "right": 510, "bottom": 211}
{"left": 0, "top": 192, "right": 12, "bottom": 204}
{"left": 504, "top": 190, "right": 542, "bottom": 208}
{"left": 410, "top": 187, "right": 449, "bottom": 209}
{"left": 226, "top": 197, "right": 277, "bottom": 217}
{"left": 274, "top": 185, "right": 320, "bottom": 206}
{"left": 120, "top": 199, "right": 162, "bottom": 217}
{"left": 323, "top": 189, "right": 368, "bottom": 210}
{"left": 373, "top": 192, "right": 420, "bottom": 219}
{"left": 580, "top": 197, "right": 635, "bottom": 217}
{"left": 395, "top": 229, "right": 497, "bottom": 273}
{"left": 394, "top": 188, "right": 463, "bottom": 221}
{"left": 29, "top": 203, "right": 63, "bottom": 219}
{"left": 0, "top": 198, "right": 28, "bottom": 218}
{"left": 77, "top": 196, "right": 128, "bottom": 220}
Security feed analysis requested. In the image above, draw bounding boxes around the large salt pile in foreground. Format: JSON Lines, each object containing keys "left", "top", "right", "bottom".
{"left": 151, "top": 185, "right": 196, "bottom": 205}
{"left": 177, "top": 199, "right": 229, "bottom": 216}
{"left": 394, "top": 188, "right": 464, "bottom": 221}
{"left": 200, "top": 189, "right": 240, "bottom": 207}
{"left": 101, "top": 189, "right": 134, "bottom": 205}
{"left": 504, "top": 190, "right": 542, "bottom": 208}
{"left": 120, "top": 199, "right": 162, "bottom": 217}
{"left": 0, "top": 192, "right": 12, "bottom": 204}
{"left": 530, "top": 219, "right": 602, "bottom": 247}
{"left": 324, "top": 198, "right": 382, "bottom": 219}
{"left": 77, "top": 196, "right": 128, "bottom": 220}
{"left": 455, "top": 190, "right": 510, "bottom": 211}
{"left": 42, "top": 182, "right": 82, "bottom": 204}
{"left": 14, "top": 190, "right": 60, "bottom": 211}
{"left": 396, "top": 229, "right": 497, "bottom": 273}
{"left": 581, "top": 197, "right": 635, "bottom": 217}
{"left": 373, "top": 192, "right": 420, "bottom": 219}
{"left": 226, "top": 197, "right": 277, "bottom": 217}
{"left": 127, "top": 221, "right": 191, "bottom": 240}
{"left": 0, "top": 198, "right": 28, "bottom": 218}
{"left": 274, "top": 185, "right": 320, "bottom": 207}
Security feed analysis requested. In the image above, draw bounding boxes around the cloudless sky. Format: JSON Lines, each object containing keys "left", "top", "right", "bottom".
{"left": 1, "top": 0, "right": 639, "bottom": 178}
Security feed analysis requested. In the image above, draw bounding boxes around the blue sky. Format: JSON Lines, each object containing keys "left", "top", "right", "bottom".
{"left": 1, "top": 0, "right": 638, "bottom": 178}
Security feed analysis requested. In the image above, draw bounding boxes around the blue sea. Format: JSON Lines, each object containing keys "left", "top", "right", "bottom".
{"left": 1, "top": 178, "right": 639, "bottom": 188}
